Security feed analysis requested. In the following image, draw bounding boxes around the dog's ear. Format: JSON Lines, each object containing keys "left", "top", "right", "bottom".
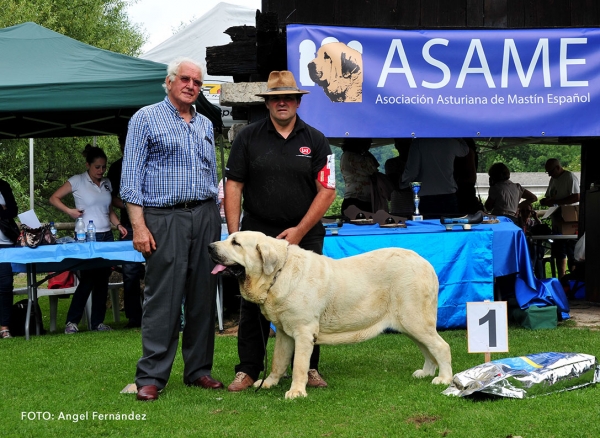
{"left": 341, "top": 52, "right": 361, "bottom": 78}
{"left": 256, "top": 242, "right": 279, "bottom": 276}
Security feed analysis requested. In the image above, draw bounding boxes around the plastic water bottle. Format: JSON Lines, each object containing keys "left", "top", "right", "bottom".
{"left": 50, "top": 222, "right": 57, "bottom": 238}
{"left": 75, "top": 218, "right": 86, "bottom": 243}
{"left": 86, "top": 220, "right": 96, "bottom": 242}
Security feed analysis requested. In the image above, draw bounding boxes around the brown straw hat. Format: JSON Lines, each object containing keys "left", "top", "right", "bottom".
{"left": 255, "top": 71, "right": 309, "bottom": 97}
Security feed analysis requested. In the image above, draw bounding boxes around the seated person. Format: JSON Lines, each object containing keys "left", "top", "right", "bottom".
{"left": 484, "top": 162, "right": 537, "bottom": 223}
{"left": 518, "top": 203, "right": 541, "bottom": 233}
{"left": 340, "top": 138, "right": 379, "bottom": 217}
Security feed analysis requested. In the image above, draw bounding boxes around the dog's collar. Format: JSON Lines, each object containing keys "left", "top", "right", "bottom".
{"left": 266, "top": 247, "right": 288, "bottom": 295}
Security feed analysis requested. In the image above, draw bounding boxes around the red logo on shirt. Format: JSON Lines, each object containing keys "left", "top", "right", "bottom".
{"left": 299, "top": 147, "right": 311, "bottom": 155}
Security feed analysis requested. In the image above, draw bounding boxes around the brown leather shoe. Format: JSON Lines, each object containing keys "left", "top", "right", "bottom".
{"left": 189, "top": 375, "right": 224, "bottom": 390}
{"left": 307, "top": 369, "right": 328, "bottom": 388}
{"left": 227, "top": 372, "right": 255, "bottom": 392}
{"left": 136, "top": 385, "right": 159, "bottom": 401}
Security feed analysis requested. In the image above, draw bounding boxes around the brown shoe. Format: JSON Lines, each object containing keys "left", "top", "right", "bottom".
{"left": 307, "top": 369, "right": 328, "bottom": 388}
{"left": 189, "top": 375, "right": 224, "bottom": 390}
{"left": 227, "top": 372, "right": 255, "bottom": 392}
{"left": 136, "top": 385, "right": 159, "bottom": 401}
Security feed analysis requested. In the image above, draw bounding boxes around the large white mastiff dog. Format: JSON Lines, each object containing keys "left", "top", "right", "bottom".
{"left": 209, "top": 231, "right": 452, "bottom": 399}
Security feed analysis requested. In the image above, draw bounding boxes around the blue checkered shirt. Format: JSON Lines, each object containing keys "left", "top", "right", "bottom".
{"left": 121, "top": 97, "right": 218, "bottom": 207}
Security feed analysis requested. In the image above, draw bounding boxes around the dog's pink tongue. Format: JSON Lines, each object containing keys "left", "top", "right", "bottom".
{"left": 211, "top": 264, "right": 227, "bottom": 275}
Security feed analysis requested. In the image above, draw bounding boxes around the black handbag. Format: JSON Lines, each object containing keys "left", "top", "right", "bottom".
{"left": 17, "top": 224, "right": 56, "bottom": 248}
{"left": 0, "top": 217, "right": 20, "bottom": 243}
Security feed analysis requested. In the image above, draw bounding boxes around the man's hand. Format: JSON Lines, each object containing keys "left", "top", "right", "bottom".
{"left": 277, "top": 227, "right": 304, "bottom": 245}
{"left": 126, "top": 203, "right": 156, "bottom": 256}
{"left": 133, "top": 223, "right": 156, "bottom": 256}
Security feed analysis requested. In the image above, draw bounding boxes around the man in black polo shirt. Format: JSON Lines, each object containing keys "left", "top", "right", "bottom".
{"left": 224, "top": 70, "right": 336, "bottom": 392}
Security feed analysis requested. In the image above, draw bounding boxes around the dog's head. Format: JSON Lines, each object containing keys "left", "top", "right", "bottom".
{"left": 208, "top": 231, "right": 289, "bottom": 304}
{"left": 307, "top": 42, "right": 363, "bottom": 102}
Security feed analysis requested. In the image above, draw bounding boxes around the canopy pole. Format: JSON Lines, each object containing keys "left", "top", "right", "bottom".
{"left": 29, "top": 138, "right": 34, "bottom": 210}
{"left": 218, "top": 132, "right": 226, "bottom": 189}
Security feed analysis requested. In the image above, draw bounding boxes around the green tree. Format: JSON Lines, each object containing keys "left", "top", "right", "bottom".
{"left": 0, "top": 0, "right": 147, "bottom": 222}
{"left": 1, "top": 0, "right": 145, "bottom": 56}
{"left": 477, "top": 143, "right": 581, "bottom": 173}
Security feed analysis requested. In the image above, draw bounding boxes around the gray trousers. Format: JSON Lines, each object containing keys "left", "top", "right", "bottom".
{"left": 135, "top": 201, "right": 220, "bottom": 390}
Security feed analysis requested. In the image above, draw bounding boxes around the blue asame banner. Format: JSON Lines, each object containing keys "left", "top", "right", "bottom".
{"left": 287, "top": 25, "right": 600, "bottom": 138}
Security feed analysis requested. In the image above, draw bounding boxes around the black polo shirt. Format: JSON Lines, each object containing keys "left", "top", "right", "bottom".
{"left": 226, "top": 116, "right": 332, "bottom": 226}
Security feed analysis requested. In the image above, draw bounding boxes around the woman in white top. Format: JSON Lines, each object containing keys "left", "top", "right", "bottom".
{"left": 50, "top": 145, "right": 127, "bottom": 334}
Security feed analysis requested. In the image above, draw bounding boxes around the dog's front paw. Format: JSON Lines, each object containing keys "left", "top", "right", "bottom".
{"left": 284, "top": 387, "right": 308, "bottom": 399}
{"left": 253, "top": 376, "right": 279, "bottom": 389}
{"left": 412, "top": 369, "right": 432, "bottom": 379}
{"left": 431, "top": 376, "right": 452, "bottom": 385}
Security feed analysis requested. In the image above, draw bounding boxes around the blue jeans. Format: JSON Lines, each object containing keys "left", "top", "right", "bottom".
{"left": 0, "top": 252, "right": 13, "bottom": 326}
{"left": 65, "top": 231, "right": 113, "bottom": 329}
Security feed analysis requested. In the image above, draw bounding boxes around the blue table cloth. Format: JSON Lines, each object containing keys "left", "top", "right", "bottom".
{"left": 1, "top": 241, "right": 144, "bottom": 273}
{"left": 0, "top": 241, "right": 144, "bottom": 339}
{"left": 323, "top": 218, "right": 537, "bottom": 329}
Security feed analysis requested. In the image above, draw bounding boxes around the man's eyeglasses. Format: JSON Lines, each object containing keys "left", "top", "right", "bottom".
{"left": 176, "top": 75, "right": 202, "bottom": 88}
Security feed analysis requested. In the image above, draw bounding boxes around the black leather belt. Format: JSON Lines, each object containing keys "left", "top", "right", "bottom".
{"left": 155, "top": 199, "right": 213, "bottom": 210}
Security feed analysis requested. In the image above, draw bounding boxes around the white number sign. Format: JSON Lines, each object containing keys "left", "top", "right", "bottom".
{"left": 467, "top": 301, "right": 509, "bottom": 353}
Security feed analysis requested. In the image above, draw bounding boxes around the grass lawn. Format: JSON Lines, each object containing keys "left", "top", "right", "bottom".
{"left": 2, "top": 285, "right": 599, "bottom": 438}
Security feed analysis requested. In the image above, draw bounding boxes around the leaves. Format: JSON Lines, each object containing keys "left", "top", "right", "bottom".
{"left": 0, "top": 0, "right": 146, "bottom": 221}
{"left": 478, "top": 143, "right": 581, "bottom": 173}
{"left": 0, "top": 0, "right": 145, "bottom": 56}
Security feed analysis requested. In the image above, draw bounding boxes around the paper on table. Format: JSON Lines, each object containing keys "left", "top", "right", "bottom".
{"left": 18, "top": 209, "right": 42, "bottom": 228}
{"left": 541, "top": 205, "right": 559, "bottom": 219}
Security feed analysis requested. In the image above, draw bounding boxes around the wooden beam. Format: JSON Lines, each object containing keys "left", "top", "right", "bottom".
{"left": 206, "top": 41, "right": 257, "bottom": 77}
{"left": 484, "top": 0, "right": 507, "bottom": 28}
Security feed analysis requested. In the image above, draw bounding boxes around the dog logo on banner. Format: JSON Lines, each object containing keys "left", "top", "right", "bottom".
{"left": 299, "top": 38, "right": 363, "bottom": 103}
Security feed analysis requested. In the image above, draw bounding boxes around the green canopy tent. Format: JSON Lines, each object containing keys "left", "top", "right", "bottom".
{"left": 0, "top": 22, "right": 171, "bottom": 138}
{"left": 0, "top": 22, "right": 222, "bottom": 138}
{"left": 0, "top": 22, "right": 223, "bottom": 207}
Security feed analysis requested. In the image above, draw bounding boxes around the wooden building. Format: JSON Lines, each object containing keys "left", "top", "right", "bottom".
{"left": 207, "top": 0, "right": 600, "bottom": 300}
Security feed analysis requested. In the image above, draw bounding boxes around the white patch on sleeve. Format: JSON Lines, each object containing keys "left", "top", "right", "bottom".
{"left": 318, "top": 154, "right": 336, "bottom": 189}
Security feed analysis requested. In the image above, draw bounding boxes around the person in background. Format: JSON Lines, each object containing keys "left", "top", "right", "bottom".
{"left": 49, "top": 145, "right": 127, "bottom": 334}
{"left": 121, "top": 57, "right": 222, "bottom": 402}
{"left": 518, "top": 203, "right": 542, "bottom": 233}
{"left": 340, "top": 138, "right": 378, "bottom": 217}
{"left": 224, "top": 70, "right": 336, "bottom": 392}
{"left": 217, "top": 178, "right": 226, "bottom": 223}
{"left": 485, "top": 162, "right": 537, "bottom": 223}
{"left": 385, "top": 138, "right": 413, "bottom": 217}
{"left": 216, "top": 177, "right": 241, "bottom": 320}
{"left": 401, "top": 138, "right": 469, "bottom": 217}
{"left": 454, "top": 138, "right": 483, "bottom": 214}
{"left": 540, "top": 158, "right": 581, "bottom": 278}
{"left": 0, "top": 178, "right": 18, "bottom": 339}
{"left": 107, "top": 132, "right": 144, "bottom": 328}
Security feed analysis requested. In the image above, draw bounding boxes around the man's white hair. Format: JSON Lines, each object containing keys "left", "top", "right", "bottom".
{"left": 162, "top": 57, "right": 206, "bottom": 94}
